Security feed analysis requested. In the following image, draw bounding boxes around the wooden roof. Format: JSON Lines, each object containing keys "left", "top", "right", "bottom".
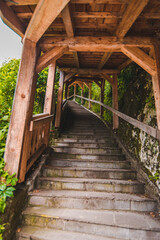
{"left": 1, "top": 0, "right": 160, "bottom": 76}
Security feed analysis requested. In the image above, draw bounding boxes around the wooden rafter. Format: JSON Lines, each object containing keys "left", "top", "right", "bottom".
{"left": 59, "top": 68, "right": 119, "bottom": 75}
{"left": 39, "top": 36, "right": 153, "bottom": 52}
{"left": 61, "top": 4, "right": 80, "bottom": 69}
{"left": 0, "top": 0, "right": 25, "bottom": 37}
{"left": 116, "top": 0, "right": 149, "bottom": 38}
{"left": 121, "top": 46, "right": 156, "bottom": 75}
{"left": 118, "top": 59, "right": 133, "bottom": 71}
{"left": 64, "top": 73, "right": 76, "bottom": 83}
{"left": 98, "top": 52, "right": 112, "bottom": 69}
{"left": 36, "top": 46, "right": 68, "bottom": 73}
{"left": 24, "top": 0, "right": 70, "bottom": 43}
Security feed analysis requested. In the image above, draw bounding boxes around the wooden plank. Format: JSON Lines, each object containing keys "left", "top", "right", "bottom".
{"left": 55, "top": 71, "right": 65, "bottom": 128}
{"left": 32, "top": 113, "right": 49, "bottom": 121}
{"left": 44, "top": 62, "right": 56, "bottom": 114}
{"left": 98, "top": 52, "right": 112, "bottom": 69}
{"left": 39, "top": 36, "right": 153, "bottom": 52}
{"left": 73, "top": 51, "right": 80, "bottom": 68}
{"left": 72, "top": 12, "right": 121, "bottom": 18}
{"left": 118, "top": 59, "right": 132, "bottom": 71}
{"left": 36, "top": 46, "right": 68, "bottom": 73}
{"left": 61, "top": 4, "right": 74, "bottom": 37}
{"left": 112, "top": 74, "right": 119, "bottom": 129}
{"left": 59, "top": 68, "right": 119, "bottom": 75}
{"left": 121, "top": 46, "right": 156, "bottom": 75}
{"left": 152, "top": 41, "right": 160, "bottom": 129}
{"left": 116, "top": 0, "right": 149, "bottom": 38}
{"left": 31, "top": 115, "right": 54, "bottom": 131}
{"left": 4, "top": 39, "right": 37, "bottom": 178}
{"left": 0, "top": 0, "right": 25, "bottom": 37}
{"left": 64, "top": 73, "right": 76, "bottom": 82}
{"left": 24, "top": 0, "right": 70, "bottom": 43}
{"left": 75, "top": 95, "right": 160, "bottom": 141}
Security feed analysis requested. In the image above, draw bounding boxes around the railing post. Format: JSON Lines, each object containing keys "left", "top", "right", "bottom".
{"left": 55, "top": 70, "right": 65, "bottom": 128}
{"left": 44, "top": 61, "right": 56, "bottom": 115}
{"left": 89, "top": 83, "right": 91, "bottom": 109}
{"left": 65, "top": 82, "right": 69, "bottom": 100}
{"left": 152, "top": 41, "right": 160, "bottom": 130}
{"left": 74, "top": 84, "right": 76, "bottom": 101}
{"left": 112, "top": 74, "right": 119, "bottom": 129}
{"left": 81, "top": 83, "right": 84, "bottom": 104}
{"left": 4, "top": 39, "right": 38, "bottom": 180}
{"left": 100, "top": 79, "right": 105, "bottom": 116}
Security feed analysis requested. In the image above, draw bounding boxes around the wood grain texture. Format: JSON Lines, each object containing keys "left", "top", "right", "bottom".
{"left": 98, "top": 52, "right": 112, "bottom": 69}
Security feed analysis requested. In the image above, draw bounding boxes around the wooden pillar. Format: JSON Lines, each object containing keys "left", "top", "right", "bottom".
{"left": 112, "top": 74, "right": 119, "bottom": 129}
{"left": 152, "top": 41, "right": 160, "bottom": 129}
{"left": 44, "top": 61, "right": 56, "bottom": 114}
{"left": 65, "top": 82, "right": 68, "bottom": 100}
{"left": 4, "top": 39, "right": 37, "bottom": 178}
{"left": 55, "top": 71, "right": 64, "bottom": 128}
{"left": 67, "top": 85, "right": 70, "bottom": 98}
{"left": 89, "top": 83, "right": 91, "bottom": 109}
{"left": 74, "top": 84, "right": 76, "bottom": 100}
{"left": 100, "top": 80, "right": 105, "bottom": 116}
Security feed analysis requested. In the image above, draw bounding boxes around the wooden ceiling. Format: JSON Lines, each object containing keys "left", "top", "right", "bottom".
{"left": 1, "top": 0, "right": 160, "bottom": 76}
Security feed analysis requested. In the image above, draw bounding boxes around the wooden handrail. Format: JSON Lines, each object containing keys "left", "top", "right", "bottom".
{"left": 32, "top": 113, "right": 50, "bottom": 121}
{"left": 75, "top": 94, "right": 160, "bottom": 141}
{"left": 30, "top": 114, "right": 54, "bottom": 131}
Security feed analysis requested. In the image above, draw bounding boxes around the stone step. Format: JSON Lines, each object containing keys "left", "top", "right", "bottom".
{"left": 46, "top": 158, "right": 131, "bottom": 169}
{"left": 53, "top": 142, "right": 118, "bottom": 148}
{"left": 51, "top": 152, "right": 126, "bottom": 161}
{"left": 54, "top": 138, "right": 116, "bottom": 144}
{"left": 23, "top": 207, "right": 160, "bottom": 240}
{"left": 42, "top": 166, "right": 136, "bottom": 180}
{"left": 52, "top": 146, "right": 122, "bottom": 155}
{"left": 28, "top": 190, "right": 157, "bottom": 212}
{"left": 36, "top": 177, "right": 144, "bottom": 194}
{"left": 17, "top": 226, "right": 121, "bottom": 240}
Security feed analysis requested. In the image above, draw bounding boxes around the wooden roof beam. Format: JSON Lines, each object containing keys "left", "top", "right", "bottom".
{"left": 36, "top": 46, "right": 68, "bottom": 73}
{"left": 39, "top": 36, "right": 153, "bottom": 52}
{"left": 98, "top": 52, "right": 112, "bottom": 69}
{"left": 116, "top": 0, "right": 149, "bottom": 38}
{"left": 0, "top": 0, "right": 25, "bottom": 37}
{"left": 118, "top": 59, "right": 133, "bottom": 71}
{"left": 59, "top": 68, "right": 120, "bottom": 75}
{"left": 121, "top": 46, "right": 156, "bottom": 75}
{"left": 101, "top": 73, "right": 113, "bottom": 85}
{"left": 64, "top": 73, "right": 76, "bottom": 83}
{"left": 24, "top": 0, "right": 70, "bottom": 43}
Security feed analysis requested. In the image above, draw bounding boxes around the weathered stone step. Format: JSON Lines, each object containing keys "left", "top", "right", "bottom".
{"left": 52, "top": 146, "right": 122, "bottom": 155}
{"left": 51, "top": 152, "right": 126, "bottom": 161}
{"left": 17, "top": 226, "right": 121, "bottom": 240}
{"left": 36, "top": 177, "right": 144, "bottom": 194}
{"left": 42, "top": 166, "right": 136, "bottom": 180}
{"left": 53, "top": 142, "right": 118, "bottom": 148}
{"left": 28, "top": 190, "right": 157, "bottom": 212}
{"left": 54, "top": 138, "right": 116, "bottom": 144}
{"left": 23, "top": 207, "right": 160, "bottom": 240}
{"left": 46, "top": 158, "right": 131, "bottom": 169}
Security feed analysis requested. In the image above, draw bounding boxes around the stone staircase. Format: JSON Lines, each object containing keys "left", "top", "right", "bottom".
{"left": 17, "top": 101, "right": 160, "bottom": 240}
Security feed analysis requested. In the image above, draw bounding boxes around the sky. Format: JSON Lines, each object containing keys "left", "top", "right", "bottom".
{"left": 0, "top": 18, "right": 22, "bottom": 67}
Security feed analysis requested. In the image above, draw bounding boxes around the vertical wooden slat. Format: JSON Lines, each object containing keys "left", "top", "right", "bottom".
{"left": 74, "top": 84, "right": 76, "bottom": 101}
{"left": 55, "top": 71, "right": 65, "bottom": 128}
{"left": 100, "top": 80, "right": 105, "bottom": 116}
{"left": 81, "top": 84, "right": 84, "bottom": 104}
{"left": 44, "top": 62, "right": 56, "bottom": 114}
{"left": 112, "top": 74, "right": 119, "bottom": 129}
{"left": 65, "top": 82, "right": 69, "bottom": 100}
{"left": 89, "top": 83, "right": 91, "bottom": 109}
{"left": 152, "top": 41, "right": 160, "bottom": 129}
{"left": 4, "top": 39, "right": 37, "bottom": 179}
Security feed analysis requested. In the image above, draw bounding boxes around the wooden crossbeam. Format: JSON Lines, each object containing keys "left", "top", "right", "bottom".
{"left": 24, "top": 0, "right": 70, "bottom": 43}
{"left": 0, "top": 0, "right": 25, "bottom": 37}
{"left": 101, "top": 73, "right": 113, "bottom": 85}
{"left": 116, "top": 0, "right": 149, "bottom": 38}
{"left": 118, "top": 59, "right": 133, "bottom": 71}
{"left": 64, "top": 73, "right": 76, "bottom": 82}
{"left": 98, "top": 52, "right": 112, "bottom": 69}
{"left": 59, "top": 68, "right": 119, "bottom": 75}
{"left": 36, "top": 46, "right": 68, "bottom": 73}
{"left": 39, "top": 36, "right": 153, "bottom": 52}
{"left": 73, "top": 51, "right": 80, "bottom": 68}
{"left": 121, "top": 46, "right": 156, "bottom": 75}
{"left": 94, "top": 81, "right": 101, "bottom": 88}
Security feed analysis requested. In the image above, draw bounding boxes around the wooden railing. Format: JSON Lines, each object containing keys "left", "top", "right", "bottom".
{"left": 19, "top": 113, "right": 53, "bottom": 182}
{"left": 73, "top": 95, "right": 160, "bottom": 141}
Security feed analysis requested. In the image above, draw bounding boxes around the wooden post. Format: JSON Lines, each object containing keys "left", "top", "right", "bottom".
{"left": 4, "top": 39, "right": 37, "bottom": 178}
{"left": 152, "top": 41, "right": 160, "bottom": 129}
{"left": 55, "top": 71, "right": 64, "bottom": 128}
{"left": 112, "top": 74, "right": 119, "bottom": 129}
{"left": 74, "top": 84, "right": 76, "bottom": 100}
{"left": 89, "top": 83, "right": 91, "bottom": 109}
{"left": 67, "top": 86, "right": 70, "bottom": 98}
{"left": 100, "top": 80, "right": 105, "bottom": 116}
{"left": 81, "top": 83, "right": 84, "bottom": 104}
{"left": 65, "top": 82, "right": 68, "bottom": 100}
{"left": 44, "top": 62, "right": 56, "bottom": 114}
